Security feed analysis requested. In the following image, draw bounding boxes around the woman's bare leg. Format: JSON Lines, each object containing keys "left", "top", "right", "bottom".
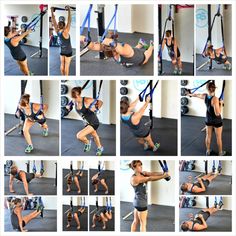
{"left": 214, "top": 126, "right": 223, "bottom": 154}
{"left": 22, "top": 210, "right": 41, "bottom": 224}
{"left": 23, "top": 120, "right": 34, "bottom": 145}
{"left": 91, "top": 130, "right": 102, "bottom": 148}
{"left": 144, "top": 134, "right": 155, "bottom": 148}
{"left": 76, "top": 126, "right": 94, "bottom": 144}
{"left": 74, "top": 176, "right": 81, "bottom": 193}
{"left": 205, "top": 126, "right": 213, "bottom": 154}
{"left": 100, "top": 179, "right": 108, "bottom": 194}
{"left": 17, "top": 59, "right": 30, "bottom": 75}
{"left": 131, "top": 209, "right": 139, "bottom": 232}
{"left": 137, "top": 210, "right": 148, "bottom": 232}
{"left": 64, "top": 56, "right": 72, "bottom": 76}
{"left": 143, "top": 45, "right": 154, "bottom": 65}
{"left": 60, "top": 55, "right": 65, "bottom": 75}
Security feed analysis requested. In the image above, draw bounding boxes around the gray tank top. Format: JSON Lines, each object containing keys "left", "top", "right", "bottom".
{"left": 132, "top": 174, "right": 147, "bottom": 208}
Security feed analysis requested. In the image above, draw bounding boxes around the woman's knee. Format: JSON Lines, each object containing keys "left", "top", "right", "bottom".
{"left": 76, "top": 132, "right": 84, "bottom": 141}
{"left": 172, "top": 59, "right": 177, "bottom": 64}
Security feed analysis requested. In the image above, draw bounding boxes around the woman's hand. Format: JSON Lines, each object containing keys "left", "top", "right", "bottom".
{"left": 80, "top": 35, "right": 86, "bottom": 43}
{"left": 102, "top": 38, "right": 113, "bottom": 46}
{"left": 50, "top": 7, "right": 55, "bottom": 12}
{"left": 146, "top": 95, "right": 151, "bottom": 103}
{"left": 65, "top": 5, "right": 70, "bottom": 11}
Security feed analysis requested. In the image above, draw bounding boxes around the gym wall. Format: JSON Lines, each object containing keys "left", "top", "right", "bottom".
{"left": 89, "top": 196, "right": 114, "bottom": 208}
{"left": 62, "top": 196, "right": 87, "bottom": 206}
{"left": 42, "top": 197, "right": 57, "bottom": 210}
{"left": 4, "top": 80, "right": 59, "bottom": 120}
{"left": 10, "top": 160, "right": 56, "bottom": 178}
{"left": 184, "top": 79, "right": 232, "bottom": 119}
{"left": 90, "top": 161, "right": 115, "bottom": 171}
{"left": 194, "top": 196, "right": 231, "bottom": 211}
{"left": 191, "top": 160, "right": 232, "bottom": 176}
{"left": 63, "top": 80, "right": 116, "bottom": 125}
{"left": 49, "top": 4, "right": 76, "bottom": 48}
{"left": 63, "top": 161, "right": 88, "bottom": 170}
{"left": 196, "top": 5, "right": 232, "bottom": 57}
{"left": 161, "top": 5, "right": 194, "bottom": 63}
{"left": 122, "top": 80, "right": 178, "bottom": 119}
{"left": 80, "top": 4, "right": 154, "bottom": 34}
{"left": 4, "top": 4, "right": 48, "bottom": 49}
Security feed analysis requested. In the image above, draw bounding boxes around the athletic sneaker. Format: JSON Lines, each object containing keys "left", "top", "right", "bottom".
{"left": 219, "top": 151, "right": 226, "bottom": 156}
{"left": 206, "top": 150, "right": 212, "bottom": 156}
{"left": 96, "top": 146, "right": 104, "bottom": 156}
{"left": 150, "top": 40, "right": 154, "bottom": 47}
{"left": 138, "top": 38, "right": 148, "bottom": 49}
{"left": 218, "top": 165, "right": 222, "bottom": 173}
{"left": 29, "top": 71, "right": 34, "bottom": 76}
{"left": 153, "top": 143, "right": 160, "bottom": 152}
{"left": 25, "top": 145, "right": 33, "bottom": 153}
{"left": 219, "top": 200, "right": 224, "bottom": 209}
{"left": 144, "top": 141, "right": 149, "bottom": 151}
{"left": 42, "top": 128, "right": 48, "bottom": 137}
{"left": 83, "top": 140, "right": 91, "bottom": 152}
{"left": 173, "top": 68, "right": 178, "bottom": 75}
{"left": 178, "top": 69, "right": 183, "bottom": 75}
{"left": 105, "top": 190, "right": 109, "bottom": 194}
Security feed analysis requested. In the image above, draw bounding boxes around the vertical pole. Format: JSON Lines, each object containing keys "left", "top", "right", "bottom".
{"left": 96, "top": 5, "right": 105, "bottom": 59}
{"left": 158, "top": 5, "right": 162, "bottom": 75}
{"left": 39, "top": 11, "right": 43, "bottom": 57}
{"left": 205, "top": 160, "right": 208, "bottom": 175}
{"left": 208, "top": 5, "right": 212, "bottom": 70}
{"left": 26, "top": 161, "right": 30, "bottom": 173}
{"left": 150, "top": 81, "right": 153, "bottom": 129}
{"left": 54, "top": 162, "right": 57, "bottom": 187}
{"left": 206, "top": 196, "right": 209, "bottom": 208}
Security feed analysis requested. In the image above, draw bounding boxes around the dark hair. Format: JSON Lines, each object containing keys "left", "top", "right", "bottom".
{"left": 120, "top": 100, "right": 129, "bottom": 114}
{"left": 180, "top": 183, "right": 188, "bottom": 192}
{"left": 71, "top": 87, "right": 82, "bottom": 98}
{"left": 58, "top": 21, "right": 65, "bottom": 29}
{"left": 206, "top": 82, "right": 216, "bottom": 93}
{"left": 13, "top": 198, "right": 22, "bottom": 205}
{"left": 92, "top": 179, "right": 99, "bottom": 185}
{"left": 10, "top": 166, "right": 17, "bottom": 176}
{"left": 181, "top": 222, "right": 189, "bottom": 231}
{"left": 129, "top": 160, "right": 142, "bottom": 170}
{"left": 20, "top": 94, "right": 30, "bottom": 107}
{"left": 166, "top": 30, "right": 172, "bottom": 37}
{"left": 206, "top": 44, "right": 214, "bottom": 55}
{"left": 4, "top": 26, "right": 11, "bottom": 37}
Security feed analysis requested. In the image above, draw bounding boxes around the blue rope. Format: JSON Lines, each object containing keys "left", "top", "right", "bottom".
{"left": 80, "top": 4, "right": 93, "bottom": 35}
{"left": 32, "top": 161, "right": 37, "bottom": 174}
{"left": 89, "top": 80, "right": 103, "bottom": 110}
{"left": 139, "top": 80, "right": 159, "bottom": 102}
{"left": 219, "top": 80, "right": 225, "bottom": 100}
{"left": 26, "top": 11, "right": 47, "bottom": 31}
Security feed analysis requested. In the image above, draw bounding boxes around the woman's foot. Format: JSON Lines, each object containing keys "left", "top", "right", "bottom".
{"left": 42, "top": 128, "right": 48, "bottom": 137}
{"left": 178, "top": 68, "right": 183, "bottom": 75}
{"left": 96, "top": 146, "right": 104, "bottom": 156}
{"left": 173, "top": 67, "right": 178, "bottom": 75}
{"left": 153, "top": 143, "right": 160, "bottom": 152}
{"left": 25, "top": 144, "right": 33, "bottom": 153}
{"left": 77, "top": 190, "right": 81, "bottom": 194}
{"left": 77, "top": 226, "right": 81, "bottom": 230}
{"left": 206, "top": 150, "right": 212, "bottom": 156}
{"left": 144, "top": 141, "right": 149, "bottom": 151}
{"left": 138, "top": 38, "right": 148, "bottom": 49}
{"left": 105, "top": 190, "right": 109, "bottom": 194}
{"left": 83, "top": 140, "right": 91, "bottom": 152}
{"left": 223, "top": 63, "right": 231, "bottom": 71}
{"left": 66, "top": 224, "right": 70, "bottom": 228}
{"left": 66, "top": 188, "right": 71, "bottom": 192}
{"left": 91, "top": 224, "right": 96, "bottom": 228}
{"left": 219, "top": 151, "right": 226, "bottom": 156}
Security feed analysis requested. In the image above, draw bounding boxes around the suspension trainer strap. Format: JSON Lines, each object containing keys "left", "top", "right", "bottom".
{"left": 219, "top": 80, "right": 225, "bottom": 101}
{"left": 70, "top": 161, "right": 73, "bottom": 175}
{"left": 101, "top": 4, "right": 118, "bottom": 42}
{"left": 40, "top": 161, "right": 44, "bottom": 176}
{"left": 96, "top": 197, "right": 98, "bottom": 209}
{"left": 89, "top": 80, "right": 103, "bottom": 109}
{"left": 188, "top": 80, "right": 211, "bottom": 94}
{"left": 32, "top": 160, "right": 37, "bottom": 174}
{"left": 40, "top": 80, "right": 43, "bottom": 111}
{"left": 81, "top": 80, "right": 90, "bottom": 90}
{"left": 139, "top": 80, "right": 159, "bottom": 102}
{"left": 70, "top": 197, "right": 73, "bottom": 213}
{"left": 26, "top": 10, "right": 47, "bottom": 31}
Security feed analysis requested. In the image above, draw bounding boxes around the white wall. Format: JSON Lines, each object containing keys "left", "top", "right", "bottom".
{"left": 90, "top": 161, "right": 115, "bottom": 171}
{"left": 4, "top": 80, "right": 59, "bottom": 120}
{"left": 80, "top": 4, "right": 153, "bottom": 34}
{"left": 62, "top": 160, "right": 88, "bottom": 170}
{"left": 188, "top": 160, "right": 232, "bottom": 176}
{"left": 120, "top": 80, "right": 178, "bottom": 119}
{"left": 183, "top": 79, "right": 232, "bottom": 119}
{"left": 161, "top": 5, "right": 194, "bottom": 63}
{"left": 89, "top": 196, "right": 115, "bottom": 207}
{"left": 120, "top": 160, "right": 175, "bottom": 206}
{"left": 196, "top": 5, "right": 232, "bottom": 56}
{"left": 49, "top": 4, "right": 76, "bottom": 48}
{"left": 4, "top": 4, "right": 48, "bottom": 49}
{"left": 194, "top": 196, "right": 231, "bottom": 211}
{"left": 62, "top": 196, "right": 88, "bottom": 206}
{"left": 62, "top": 80, "right": 116, "bottom": 125}
{"left": 40, "top": 197, "right": 57, "bottom": 210}
{"left": 9, "top": 160, "right": 57, "bottom": 178}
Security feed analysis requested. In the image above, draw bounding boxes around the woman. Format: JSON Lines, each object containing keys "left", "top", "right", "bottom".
{"left": 120, "top": 96, "right": 160, "bottom": 152}
{"left": 51, "top": 6, "right": 72, "bottom": 75}
{"left": 80, "top": 34, "right": 154, "bottom": 67}
{"left": 129, "top": 160, "right": 170, "bottom": 232}
{"left": 160, "top": 30, "right": 182, "bottom": 74}
{"left": 66, "top": 206, "right": 86, "bottom": 230}
{"left": 91, "top": 171, "right": 109, "bottom": 194}
{"left": 17, "top": 94, "right": 48, "bottom": 154}
{"left": 66, "top": 170, "right": 83, "bottom": 194}
{"left": 4, "top": 26, "right": 33, "bottom": 75}
{"left": 10, "top": 198, "right": 43, "bottom": 232}
{"left": 68, "top": 86, "right": 104, "bottom": 156}
{"left": 180, "top": 171, "right": 218, "bottom": 194}
{"left": 92, "top": 207, "right": 112, "bottom": 230}
{"left": 187, "top": 82, "right": 226, "bottom": 156}
{"left": 204, "top": 45, "right": 231, "bottom": 70}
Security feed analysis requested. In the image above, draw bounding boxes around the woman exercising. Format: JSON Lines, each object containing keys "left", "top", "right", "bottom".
{"left": 9, "top": 165, "right": 42, "bottom": 195}
{"left": 187, "top": 82, "right": 226, "bottom": 156}
{"left": 10, "top": 198, "right": 44, "bottom": 232}
{"left": 17, "top": 94, "right": 48, "bottom": 154}
{"left": 66, "top": 170, "right": 83, "bottom": 194}
{"left": 66, "top": 206, "right": 86, "bottom": 230}
{"left": 51, "top": 6, "right": 73, "bottom": 75}
{"left": 80, "top": 34, "right": 154, "bottom": 67}
{"left": 92, "top": 207, "right": 112, "bottom": 230}
{"left": 120, "top": 96, "right": 160, "bottom": 152}
{"left": 129, "top": 160, "right": 170, "bottom": 232}
{"left": 159, "top": 30, "right": 183, "bottom": 74}
{"left": 4, "top": 26, "right": 33, "bottom": 75}
{"left": 69, "top": 86, "right": 104, "bottom": 156}
{"left": 180, "top": 172, "right": 219, "bottom": 194}
{"left": 180, "top": 202, "right": 223, "bottom": 231}
{"left": 204, "top": 45, "right": 231, "bottom": 70}
{"left": 91, "top": 170, "right": 109, "bottom": 194}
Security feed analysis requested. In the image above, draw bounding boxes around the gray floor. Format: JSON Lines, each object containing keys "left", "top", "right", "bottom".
{"left": 120, "top": 201, "right": 175, "bottom": 232}
{"left": 181, "top": 116, "right": 231, "bottom": 156}
{"left": 81, "top": 28, "right": 153, "bottom": 76}
{"left": 121, "top": 117, "right": 177, "bottom": 156}
{"left": 196, "top": 54, "right": 232, "bottom": 76}
{"left": 179, "top": 171, "right": 232, "bottom": 195}
{"left": 5, "top": 209, "right": 57, "bottom": 232}
{"left": 160, "top": 60, "right": 194, "bottom": 76}
{"left": 62, "top": 205, "right": 88, "bottom": 231}
{"left": 4, "top": 45, "right": 48, "bottom": 76}
{"left": 4, "top": 175, "right": 57, "bottom": 195}
{"left": 89, "top": 205, "right": 115, "bottom": 231}
{"left": 63, "top": 169, "right": 88, "bottom": 195}
{"left": 49, "top": 47, "right": 76, "bottom": 76}
{"left": 61, "top": 119, "right": 116, "bottom": 156}
{"left": 89, "top": 169, "right": 115, "bottom": 195}
{"left": 179, "top": 207, "right": 232, "bottom": 232}
{"left": 5, "top": 114, "right": 59, "bottom": 156}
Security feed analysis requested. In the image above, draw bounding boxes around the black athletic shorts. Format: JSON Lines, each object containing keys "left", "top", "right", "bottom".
{"left": 198, "top": 210, "right": 211, "bottom": 221}
{"left": 202, "top": 179, "right": 210, "bottom": 187}
{"left": 86, "top": 123, "right": 99, "bottom": 131}
{"left": 134, "top": 206, "right": 148, "bottom": 212}
{"left": 60, "top": 52, "right": 73, "bottom": 57}
{"left": 205, "top": 122, "right": 223, "bottom": 128}
{"left": 16, "top": 56, "right": 27, "bottom": 62}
